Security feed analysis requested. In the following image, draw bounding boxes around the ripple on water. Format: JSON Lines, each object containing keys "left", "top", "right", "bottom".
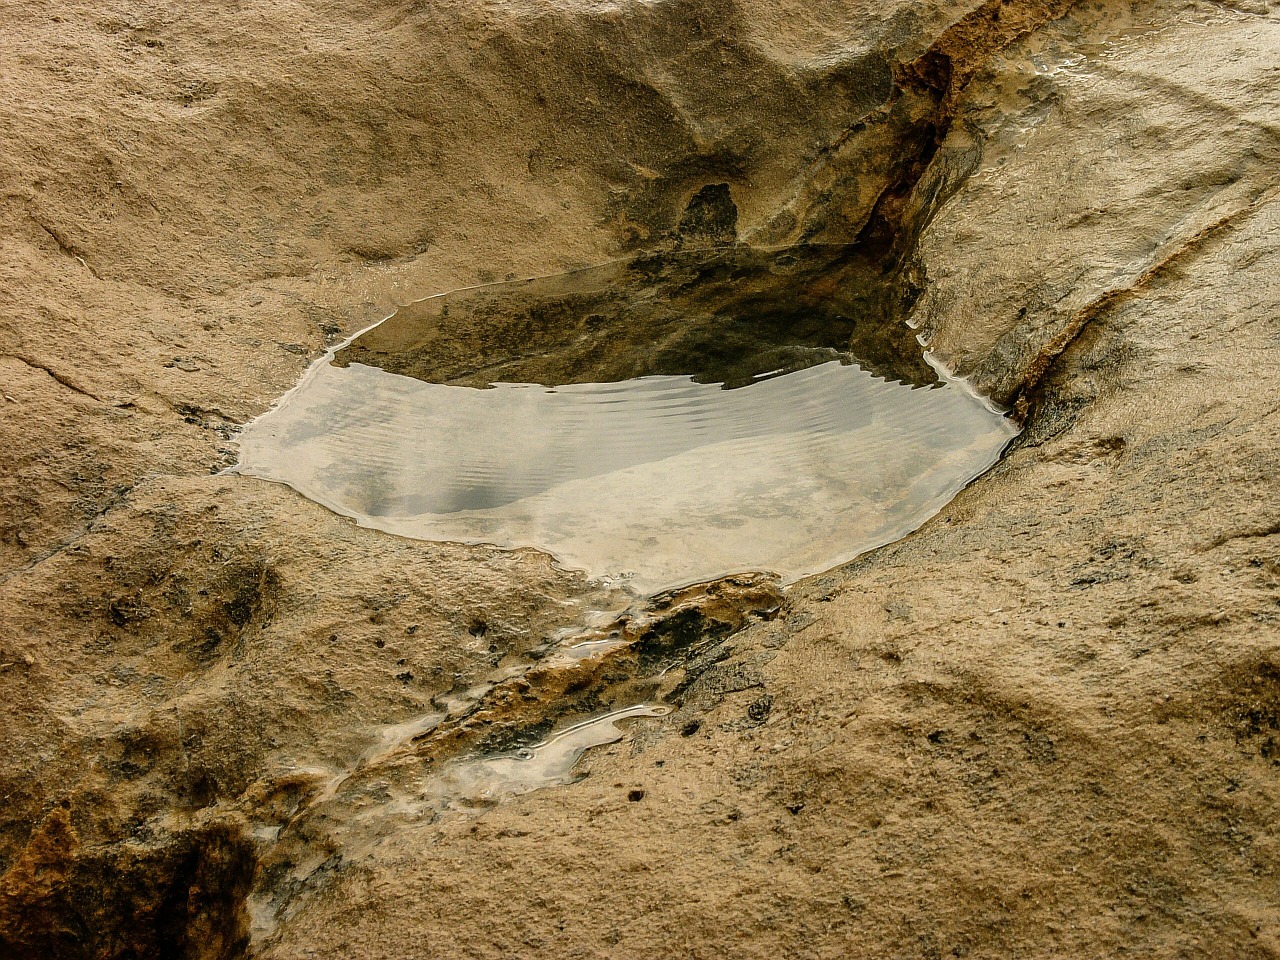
{"left": 234, "top": 246, "right": 1018, "bottom": 594}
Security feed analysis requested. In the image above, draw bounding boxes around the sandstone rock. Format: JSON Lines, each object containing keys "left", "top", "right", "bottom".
{"left": 1, "top": 0, "right": 1277, "bottom": 956}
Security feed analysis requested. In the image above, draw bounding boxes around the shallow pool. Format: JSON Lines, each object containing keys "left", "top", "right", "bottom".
{"left": 234, "top": 246, "right": 1017, "bottom": 594}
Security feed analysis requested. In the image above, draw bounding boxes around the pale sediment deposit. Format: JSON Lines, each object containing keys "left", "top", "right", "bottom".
{"left": 1, "top": 1, "right": 1278, "bottom": 957}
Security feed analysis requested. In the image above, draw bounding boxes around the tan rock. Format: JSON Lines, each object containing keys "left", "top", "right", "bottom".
{"left": 1, "top": 0, "right": 1277, "bottom": 957}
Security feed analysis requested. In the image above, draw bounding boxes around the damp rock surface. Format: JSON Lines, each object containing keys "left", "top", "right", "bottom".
{"left": 416, "top": 704, "right": 672, "bottom": 812}
{"left": 235, "top": 249, "right": 1016, "bottom": 593}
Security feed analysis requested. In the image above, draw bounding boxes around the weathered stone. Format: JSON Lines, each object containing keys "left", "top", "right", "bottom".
{"left": 2, "top": 0, "right": 1278, "bottom": 956}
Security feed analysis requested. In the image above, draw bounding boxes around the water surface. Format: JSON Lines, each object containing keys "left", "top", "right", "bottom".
{"left": 235, "top": 247, "right": 1017, "bottom": 593}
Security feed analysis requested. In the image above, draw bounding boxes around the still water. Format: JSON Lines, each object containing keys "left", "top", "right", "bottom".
{"left": 235, "top": 247, "right": 1017, "bottom": 594}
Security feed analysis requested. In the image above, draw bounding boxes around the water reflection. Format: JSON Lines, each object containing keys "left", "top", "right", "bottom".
{"left": 235, "top": 247, "right": 1017, "bottom": 594}
{"left": 334, "top": 245, "right": 937, "bottom": 390}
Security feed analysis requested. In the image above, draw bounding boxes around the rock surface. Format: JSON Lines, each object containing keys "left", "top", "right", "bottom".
{"left": 1, "top": 0, "right": 1278, "bottom": 957}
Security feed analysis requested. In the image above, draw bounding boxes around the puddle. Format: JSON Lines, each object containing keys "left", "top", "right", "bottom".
{"left": 235, "top": 245, "right": 1017, "bottom": 594}
{"left": 414, "top": 704, "right": 670, "bottom": 814}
